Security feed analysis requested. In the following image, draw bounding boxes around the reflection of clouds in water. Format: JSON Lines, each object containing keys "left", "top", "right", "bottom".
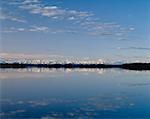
{"left": 0, "top": 69, "right": 149, "bottom": 118}
{"left": 65, "top": 68, "right": 105, "bottom": 74}
{"left": 0, "top": 68, "right": 65, "bottom": 79}
{"left": 10, "top": 110, "right": 26, "bottom": 114}
{"left": 1, "top": 94, "right": 136, "bottom": 118}
{"left": 0, "top": 98, "right": 15, "bottom": 105}
{"left": 81, "top": 95, "right": 133, "bottom": 112}
{"left": 0, "top": 68, "right": 106, "bottom": 73}
{"left": 29, "top": 100, "right": 50, "bottom": 107}
{"left": 0, "top": 68, "right": 107, "bottom": 79}
{"left": 0, "top": 112, "right": 5, "bottom": 116}
{"left": 0, "top": 110, "right": 26, "bottom": 117}
{"left": 0, "top": 68, "right": 150, "bottom": 79}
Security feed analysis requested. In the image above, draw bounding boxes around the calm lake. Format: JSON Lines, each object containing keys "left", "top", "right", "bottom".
{"left": 0, "top": 68, "right": 150, "bottom": 119}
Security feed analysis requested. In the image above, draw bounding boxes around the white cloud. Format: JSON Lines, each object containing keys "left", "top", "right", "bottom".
{"left": 116, "top": 46, "right": 150, "bottom": 51}
{"left": 29, "top": 26, "right": 49, "bottom": 32}
{"left": 2, "top": 27, "right": 25, "bottom": 33}
{"left": 2, "top": 26, "right": 77, "bottom": 34}
{"left": 0, "top": 12, "right": 26, "bottom": 23}
{"left": 2, "top": 0, "right": 135, "bottom": 37}
{"left": 19, "top": 1, "right": 92, "bottom": 21}
{"left": 17, "top": 28, "right": 25, "bottom": 31}
{"left": 22, "top": 0, "right": 39, "bottom": 4}
{"left": 68, "top": 17, "right": 75, "bottom": 20}
{"left": 0, "top": 52, "right": 64, "bottom": 60}
{"left": 129, "top": 27, "right": 135, "bottom": 31}
{"left": 2, "top": 26, "right": 48, "bottom": 33}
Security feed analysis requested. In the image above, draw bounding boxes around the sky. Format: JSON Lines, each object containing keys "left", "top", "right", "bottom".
{"left": 0, "top": 0, "right": 150, "bottom": 62}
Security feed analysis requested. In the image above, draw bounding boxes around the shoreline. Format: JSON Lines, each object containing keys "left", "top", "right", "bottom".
{"left": 0, "top": 63, "right": 150, "bottom": 71}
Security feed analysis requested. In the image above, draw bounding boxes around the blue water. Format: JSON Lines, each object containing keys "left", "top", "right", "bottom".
{"left": 0, "top": 68, "right": 150, "bottom": 119}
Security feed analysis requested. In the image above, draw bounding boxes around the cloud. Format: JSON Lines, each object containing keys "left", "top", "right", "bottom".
{"left": 116, "top": 47, "right": 150, "bottom": 51}
{"left": 129, "top": 47, "right": 150, "bottom": 50}
{"left": 2, "top": 0, "right": 134, "bottom": 37}
{"left": 0, "top": 52, "right": 66, "bottom": 61}
{"left": 22, "top": 0, "right": 39, "bottom": 4}
{"left": 2, "top": 27, "right": 26, "bottom": 33}
{"left": 2, "top": 26, "right": 48, "bottom": 33}
{"left": 78, "top": 15, "right": 134, "bottom": 37}
{"left": 29, "top": 26, "right": 49, "bottom": 32}
{"left": 0, "top": 13, "right": 26, "bottom": 23}
{"left": 19, "top": 1, "right": 92, "bottom": 20}
{"left": 2, "top": 26, "right": 77, "bottom": 34}
{"left": 129, "top": 27, "right": 135, "bottom": 31}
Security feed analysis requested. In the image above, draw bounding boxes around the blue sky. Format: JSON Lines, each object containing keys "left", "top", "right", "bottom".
{"left": 1, "top": 0, "right": 150, "bottom": 62}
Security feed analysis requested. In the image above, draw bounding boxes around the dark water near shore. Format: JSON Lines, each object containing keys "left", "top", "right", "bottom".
{"left": 0, "top": 68, "right": 150, "bottom": 119}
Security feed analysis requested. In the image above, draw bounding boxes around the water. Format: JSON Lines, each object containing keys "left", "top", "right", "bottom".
{"left": 0, "top": 68, "right": 150, "bottom": 119}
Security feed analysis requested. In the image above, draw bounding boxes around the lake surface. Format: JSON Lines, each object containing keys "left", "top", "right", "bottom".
{"left": 0, "top": 68, "right": 150, "bottom": 119}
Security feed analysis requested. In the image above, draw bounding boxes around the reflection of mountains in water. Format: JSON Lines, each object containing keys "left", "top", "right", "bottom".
{"left": 0, "top": 63, "right": 150, "bottom": 70}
